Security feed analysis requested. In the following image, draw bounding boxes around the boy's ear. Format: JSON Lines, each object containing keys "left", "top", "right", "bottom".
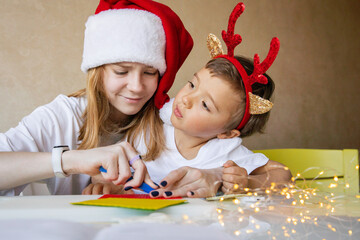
{"left": 217, "top": 129, "right": 241, "bottom": 139}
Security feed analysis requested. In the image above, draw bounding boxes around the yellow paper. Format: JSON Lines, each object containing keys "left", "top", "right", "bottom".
{"left": 72, "top": 198, "right": 187, "bottom": 210}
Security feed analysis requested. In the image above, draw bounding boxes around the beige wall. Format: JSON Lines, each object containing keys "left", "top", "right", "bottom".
{"left": 1, "top": 0, "right": 359, "bottom": 151}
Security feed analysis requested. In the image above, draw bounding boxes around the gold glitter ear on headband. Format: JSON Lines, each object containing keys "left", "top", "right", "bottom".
{"left": 207, "top": 33, "right": 224, "bottom": 58}
{"left": 249, "top": 92, "right": 273, "bottom": 114}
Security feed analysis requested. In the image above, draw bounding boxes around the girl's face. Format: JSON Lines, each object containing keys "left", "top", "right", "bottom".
{"left": 103, "top": 62, "right": 159, "bottom": 120}
{"left": 171, "top": 67, "right": 242, "bottom": 140}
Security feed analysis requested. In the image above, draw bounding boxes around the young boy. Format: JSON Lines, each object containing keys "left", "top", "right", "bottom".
{"left": 84, "top": 56, "right": 290, "bottom": 197}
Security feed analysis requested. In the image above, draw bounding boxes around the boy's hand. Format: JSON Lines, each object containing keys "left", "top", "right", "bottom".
{"left": 221, "top": 160, "right": 248, "bottom": 194}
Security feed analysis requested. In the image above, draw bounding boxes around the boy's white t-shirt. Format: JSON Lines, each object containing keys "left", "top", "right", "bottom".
{"left": 136, "top": 98, "right": 269, "bottom": 184}
{"left": 0, "top": 94, "right": 91, "bottom": 196}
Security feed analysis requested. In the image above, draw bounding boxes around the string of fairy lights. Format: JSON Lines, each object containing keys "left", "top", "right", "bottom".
{"left": 181, "top": 163, "right": 360, "bottom": 239}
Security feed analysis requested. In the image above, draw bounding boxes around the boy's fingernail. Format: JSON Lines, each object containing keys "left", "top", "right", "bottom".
{"left": 190, "top": 191, "right": 195, "bottom": 196}
{"left": 165, "top": 191, "right": 172, "bottom": 197}
{"left": 124, "top": 186, "right": 133, "bottom": 191}
{"left": 151, "top": 191, "right": 159, "bottom": 197}
{"left": 160, "top": 181, "right": 167, "bottom": 187}
{"left": 153, "top": 182, "right": 160, "bottom": 187}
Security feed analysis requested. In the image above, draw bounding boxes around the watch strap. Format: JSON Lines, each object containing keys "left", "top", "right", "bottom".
{"left": 52, "top": 145, "right": 70, "bottom": 178}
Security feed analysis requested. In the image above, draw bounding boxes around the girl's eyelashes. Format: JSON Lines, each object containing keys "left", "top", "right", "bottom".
{"left": 188, "top": 81, "right": 195, "bottom": 88}
{"left": 114, "top": 70, "right": 127, "bottom": 75}
{"left": 144, "top": 71, "right": 158, "bottom": 75}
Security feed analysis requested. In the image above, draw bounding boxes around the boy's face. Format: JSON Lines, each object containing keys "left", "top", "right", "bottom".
{"left": 171, "top": 67, "right": 242, "bottom": 140}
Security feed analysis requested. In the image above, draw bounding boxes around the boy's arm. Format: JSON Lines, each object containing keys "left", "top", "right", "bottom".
{"left": 222, "top": 160, "right": 292, "bottom": 193}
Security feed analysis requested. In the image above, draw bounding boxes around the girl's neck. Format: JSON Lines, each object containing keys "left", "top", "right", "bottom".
{"left": 109, "top": 106, "right": 131, "bottom": 126}
{"left": 174, "top": 128, "right": 210, "bottom": 160}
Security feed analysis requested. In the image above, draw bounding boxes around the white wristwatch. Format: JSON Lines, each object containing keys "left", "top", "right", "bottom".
{"left": 52, "top": 145, "right": 70, "bottom": 178}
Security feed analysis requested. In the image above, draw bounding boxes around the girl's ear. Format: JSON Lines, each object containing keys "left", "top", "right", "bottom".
{"left": 217, "top": 129, "right": 241, "bottom": 139}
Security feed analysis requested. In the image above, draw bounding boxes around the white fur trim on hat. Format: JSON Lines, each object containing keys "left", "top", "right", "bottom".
{"left": 81, "top": 9, "right": 166, "bottom": 75}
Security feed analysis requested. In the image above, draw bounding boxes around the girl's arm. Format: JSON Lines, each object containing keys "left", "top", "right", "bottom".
{"left": 0, "top": 142, "right": 156, "bottom": 191}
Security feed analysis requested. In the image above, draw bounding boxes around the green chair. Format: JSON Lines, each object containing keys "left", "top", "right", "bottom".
{"left": 253, "top": 149, "right": 359, "bottom": 195}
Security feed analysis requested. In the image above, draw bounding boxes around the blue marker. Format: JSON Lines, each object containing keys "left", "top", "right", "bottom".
{"left": 99, "top": 166, "right": 154, "bottom": 193}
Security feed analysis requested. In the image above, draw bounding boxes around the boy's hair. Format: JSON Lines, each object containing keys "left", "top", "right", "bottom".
{"left": 205, "top": 56, "right": 275, "bottom": 138}
{"left": 69, "top": 66, "right": 165, "bottom": 161}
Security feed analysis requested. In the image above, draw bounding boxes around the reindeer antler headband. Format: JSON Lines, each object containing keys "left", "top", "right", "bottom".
{"left": 207, "top": 2, "right": 280, "bottom": 130}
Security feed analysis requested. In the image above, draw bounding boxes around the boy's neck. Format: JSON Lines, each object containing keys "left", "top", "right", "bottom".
{"left": 174, "top": 128, "right": 212, "bottom": 160}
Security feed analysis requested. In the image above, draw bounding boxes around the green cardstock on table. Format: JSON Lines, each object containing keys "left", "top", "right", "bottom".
{"left": 72, "top": 197, "right": 187, "bottom": 211}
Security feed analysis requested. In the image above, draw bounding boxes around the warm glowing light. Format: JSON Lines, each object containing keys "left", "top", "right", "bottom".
{"left": 233, "top": 184, "right": 239, "bottom": 190}
{"left": 282, "top": 226, "right": 286, "bottom": 230}
{"left": 355, "top": 195, "right": 360, "bottom": 199}
{"left": 345, "top": 183, "right": 350, "bottom": 188}
{"left": 300, "top": 199, "right": 305, "bottom": 204}
{"left": 216, "top": 208, "right": 222, "bottom": 214}
{"left": 220, "top": 197, "right": 224, "bottom": 201}
{"left": 333, "top": 176, "right": 338, "bottom": 182}
{"left": 255, "top": 224, "right": 260, "bottom": 229}
{"left": 238, "top": 207, "right": 244, "bottom": 214}
{"left": 254, "top": 207, "right": 260, "bottom": 213}
{"left": 247, "top": 192, "right": 253, "bottom": 196}
{"left": 319, "top": 202, "right": 324, "bottom": 207}
{"left": 356, "top": 165, "right": 359, "bottom": 170}
{"left": 292, "top": 229, "right": 296, "bottom": 234}
{"left": 296, "top": 173, "right": 301, "bottom": 177}
{"left": 300, "top": 218, "right": 305, "bottom": 223}
{"left": 244, "top": 188, "right": 249, "bottom": 192}
{"left": 287, "top": 217, "right": 291, "bottom": 223}
{"left": 238, "top": 217, "right": 243, "bottom": 222}
{"left": 291, "top": 177, "right": 295, "bottom": 182}
{"left": 284, "top": 166, "right": 289, "bottom": 170}
{"left": 348, "top": 230, "right": 353, "bottom": 236}
{"left": 329, "top": 183, "right": 337, "bottom": 188}
{"left": 233, "top": 199, "right": 240, "bottom": 204}
{"left": 246, "top": 229, "right": 253, "bottom": 234}
{"left": 183, "top": 214, "right": 189, "bottom": 220}
{"left": 319, "top": 171, "right": 324, "bottom": 175}
{"left": 292, "top": 201, "right": 297, "bottom": 206}
{"left": 218, "top": 215, "right": 223, "bottom": 220}
{"left": 234, "top": 231, "right": 240, "bottom": 236}
{"left": 266, "top": 189, "right": 271, "bottom": 194}
{"left": 268, "top": 206, "right": 275, "bottom": 211}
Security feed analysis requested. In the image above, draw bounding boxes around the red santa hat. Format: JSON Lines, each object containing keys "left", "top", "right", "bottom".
{"left": 81, "top": 0, "right": 193, "bottom": 109}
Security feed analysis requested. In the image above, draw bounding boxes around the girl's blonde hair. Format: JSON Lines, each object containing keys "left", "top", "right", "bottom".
{"left": 69, "top": 66, "right": 165, "bottom": 161}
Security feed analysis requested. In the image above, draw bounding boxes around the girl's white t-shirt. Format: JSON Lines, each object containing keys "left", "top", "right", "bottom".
{"left": 0, "top": 94, "right": 90, "bottom": 196}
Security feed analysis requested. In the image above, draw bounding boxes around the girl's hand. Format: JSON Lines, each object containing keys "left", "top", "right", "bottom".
{"left": 221, "top": 160, "right": 248, "bottom": 194}
{"left": 82, "top": 182, "right": 127, "bottom": 195}
{"left": 149, "top": 167, "right": 222, "bottom": 198}
{"left": 62, "top": 142, "right": 158, "bottom": 190}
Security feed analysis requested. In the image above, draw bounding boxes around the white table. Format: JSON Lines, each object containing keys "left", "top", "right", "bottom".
{"left": 0, "top": 194, "right": 359, "bottom": 240}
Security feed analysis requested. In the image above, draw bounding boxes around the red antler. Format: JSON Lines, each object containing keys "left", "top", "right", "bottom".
{"left": 249, "top": 37, "right": 280, "bottom": 85}
{"left": 221, "top": 3, "right": 245, "bottom": 57}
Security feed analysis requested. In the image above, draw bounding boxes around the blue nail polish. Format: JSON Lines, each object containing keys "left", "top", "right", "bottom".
{"left": 190, "top": 191, "right": 194, "bottom": 196}
{"left": 153, "top": 182, "right": 160, "bottom": 188}
{"left": 151, "top": 191, "right": 159, "bottom": 197}
{"left": 160, "top": 181, "right": 167, "bottom": 187}
{"left": 165, "top": 191, "right": 172, "bottom": 197}
{"left": 124, "top": 186, "right": 133, "bottom": 191}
